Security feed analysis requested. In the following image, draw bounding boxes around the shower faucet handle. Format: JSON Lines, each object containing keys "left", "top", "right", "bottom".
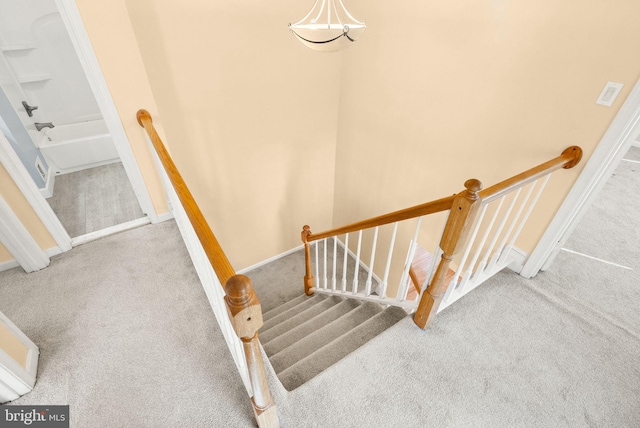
{"left": 21, "top": 101, "right": 39, "bottom": 117}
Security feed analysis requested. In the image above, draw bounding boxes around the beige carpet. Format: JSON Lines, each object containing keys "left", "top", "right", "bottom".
{"left": 0, "top": 146, "right": 637, "bottom": 427}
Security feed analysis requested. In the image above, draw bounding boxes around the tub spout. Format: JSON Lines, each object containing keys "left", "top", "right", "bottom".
{"left": 35, "top": 122, "right": 55, "bottom": 131}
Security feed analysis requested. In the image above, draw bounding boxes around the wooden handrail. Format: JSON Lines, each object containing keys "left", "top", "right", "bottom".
{"left": 305, "top": 195, "right": 456, "bottom": 243}
{"left": 301, "top": 145, "right": 583, "bottom": 329}
{"left": 136, "top": 109, "right": 235, "bottom": 285}
{"left": 137, "top": 109, "right": 278, "bottom": 428}
{"left": 479, "top": 146, "right": 583, "bottom": 204}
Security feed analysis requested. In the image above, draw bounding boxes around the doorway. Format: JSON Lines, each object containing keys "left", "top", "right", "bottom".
{"left": 0, "top": 0, "right": 149, "bottom": 243}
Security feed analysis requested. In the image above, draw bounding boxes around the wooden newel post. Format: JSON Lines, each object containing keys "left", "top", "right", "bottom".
{"left": 301, "top": 225, "right": 314, "bottom": 296}
{"left": 224, "top": 275, "right": 279, "bottom": 428}
{"left": 414, "top": 179, "right": 483, "bottom": 329}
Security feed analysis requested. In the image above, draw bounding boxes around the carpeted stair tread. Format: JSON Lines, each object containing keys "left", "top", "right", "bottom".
{"left": 269, "top": 301, "right": 384, "bottom": 374}
{"left": 263, "top": 298, "right": 361, "bottom": 355}
{"left": 276, "top": 306, "right": 408, "bottom": 390}
{"left": 260, "top": 296, "right": 343, "bottom": 343}
{"left": 260, "top": 295, "right": 330, "bottom": 332}
{"left": 262, "top": 294, "right": 309, "bottom": 322}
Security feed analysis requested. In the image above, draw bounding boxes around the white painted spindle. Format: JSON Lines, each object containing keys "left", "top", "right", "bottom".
{"left": 380, "top": 222, "right": 398, "bottom": 299}
{"left": 499, "top": 175, "right": 550, "bottom": 266}
{"left": 365, "top": 227, "right": 379, "bottom": 296}
{"left": 472, "top": 197, "right": 505, "bottom": 281}
{"left": 323, "top": 238, "right": 328, "bottom": 290}
{"left": 352, "top": 230, "right": 362, "bottom": 295}
{"left": 443, "top": 205, "right": 486, "bottom": 302}
{"left": 487, "top": 188, "right": 521, "bottom": 271}
{"left": 314, "top": 241, "right": 319, "bottom": 289}
{"left": 458, "top": 204, "right": 489, "bottom": 292}
{"left": 420, "top": 211, "right": 450, "bottom": 293}
{"left": 331, "top": 237, "right": 338, "bottom": 291}
{"left": 341, "top": 234, "right": 349, "bottom": 293}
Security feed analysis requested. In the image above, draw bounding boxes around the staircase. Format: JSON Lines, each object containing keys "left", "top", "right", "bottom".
{"left": 259, "top": 294, "right": 406, "bottom": 391}
{"left": 137, "top": 109, "right": 584, "bottom": 427}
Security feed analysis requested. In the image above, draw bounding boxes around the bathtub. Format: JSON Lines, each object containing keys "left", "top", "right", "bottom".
{"left": 38, "top": 119, "right": 119, "bottom": 175}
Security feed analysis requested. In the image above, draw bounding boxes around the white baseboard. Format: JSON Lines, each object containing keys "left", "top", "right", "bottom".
{"left": 71, "top": 217, "right": 151, "bottom": 247}
{"left": 38, "top": 167, "right": 56, "bottom": 199}
{"left": 507, "top": 246, "right": 528, "bottom": 274}
{"left": 237, "top": 245, "right": 304, "bottom": 274}
{"left": 0, "top": 259, "right": 19, "bottom": 273}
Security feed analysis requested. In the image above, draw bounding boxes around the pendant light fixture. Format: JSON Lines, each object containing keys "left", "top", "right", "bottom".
{"left": 289, "top": 0, "right": 366, "bottom": 52}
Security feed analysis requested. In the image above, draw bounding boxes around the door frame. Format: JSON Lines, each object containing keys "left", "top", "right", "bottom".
{"left": 55, "top": 0, "right": 158, "bottom": 222}
{"left": 0, "top": 0, "right": 159, "bottom": 267}
{"left": 521, "top": 78, "right": 640, "bottom": 278}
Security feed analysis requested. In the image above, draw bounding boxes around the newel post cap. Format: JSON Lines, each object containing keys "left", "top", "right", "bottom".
{"left": 136, "top": 109, "right": 152, "bottom": 127}
{"left": 224, "top": 275, "right": 264, "bottom": 338}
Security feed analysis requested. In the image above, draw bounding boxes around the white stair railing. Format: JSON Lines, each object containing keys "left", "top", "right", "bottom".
{"left": 302, "top": 146, "right": 584, "bottom": 330}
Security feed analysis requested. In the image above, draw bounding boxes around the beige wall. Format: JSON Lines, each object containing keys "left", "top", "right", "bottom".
{"left": 72, "top": 1, "right": 640, "bottom": 275}
{"left": 333, "top": 1, "right": 640, "bottom": 257}
{"left": 0, "top": 322, "right": 28, "bottom": 369}
{"left": 0, "top": 163, "right": 56, "bottom": 257}
{"left": 115, "top": 0, "right": 341, "bottom": 269}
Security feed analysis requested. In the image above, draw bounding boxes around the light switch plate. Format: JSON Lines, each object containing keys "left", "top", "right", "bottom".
{"left": 596, "top": 81, "right": 623, "bottom": 107}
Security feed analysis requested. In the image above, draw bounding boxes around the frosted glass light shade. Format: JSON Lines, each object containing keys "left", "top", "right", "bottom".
{"left": 289, "top": 0, "right": 366, "bottom": 52}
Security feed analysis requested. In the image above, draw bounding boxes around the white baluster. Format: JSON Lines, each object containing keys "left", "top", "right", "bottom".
{"left": 487, "top": 188, "right": 521, "bottom": 271}
{"left": 499, "top": 175, "right": 550, "bottom": 266}
{"left": 444, "top": 205, "right": 486, "bottom": 301}
{"left": 352, "top": 230, "right": 362, "bottom": 295}
{"left": 472, "top": 197, "right": 505, "bottom": 282}
{"left": 397, "top": 217, "right": 423, "bottom": 302}
{"left": 421, "top": 211, "right": 450, "bottom": 293}
{"left": 458, "top": 204, "right": 488, "bottom": 292}
{"left": 323, "top": 238, "right": 328, "bottom": 290}
{"left": 493, "top": 184, "right": 535, "bottom": 268}
{"left": 314, "top": 241, "right": 319, "bottom": 289}
{"left": 380, "top": 222, "right": 399, "bottom": 299}
{"left": 365, "top": 227, "right": 379, "bottom": 296}
{"left": 332, "top": 237, "right": 338, "bottom": 291}
{"left": 341, "top": 233, "right": 349, "bottom": 293}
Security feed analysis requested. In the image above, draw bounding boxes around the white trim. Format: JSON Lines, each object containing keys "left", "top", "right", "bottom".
{"left": 0, "top": 129, "right": 71, "bottom": 252}
{"left": 632, "top": 141, "right": 640, "bottom": 149}
{"left": 155, "top": 211, "right": 175, "bottom": 223}
{"left": 560, "top": 248, "right": 633, "bottom": 271}
{"left": 506, "top": 246, "right": 528, "bottom": 274}
{"left": 237, "top": 245, "right": 304, "bottom": 274}
{"left": 70, "top": 217, "right": 151, "bottom": 247}
{"left": 0, "top": 311, "right": 39, "bottom": 403}
{"left": 55, "top": 0, "right": 158, "bottom": 223}
{"left": 0, "top": 194, "right": 49, "bottom": 273}
{"left": 521, "top": 78, "right": 640, "bottom": 278}
{"left": 45, "top": 246, "right": 63, "bottom": 259}
{"left": 38, "top": 165, "right": 56, "bottom": 199}
{"left": 0, "top": 259, "right": 19, "bottom": 273}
